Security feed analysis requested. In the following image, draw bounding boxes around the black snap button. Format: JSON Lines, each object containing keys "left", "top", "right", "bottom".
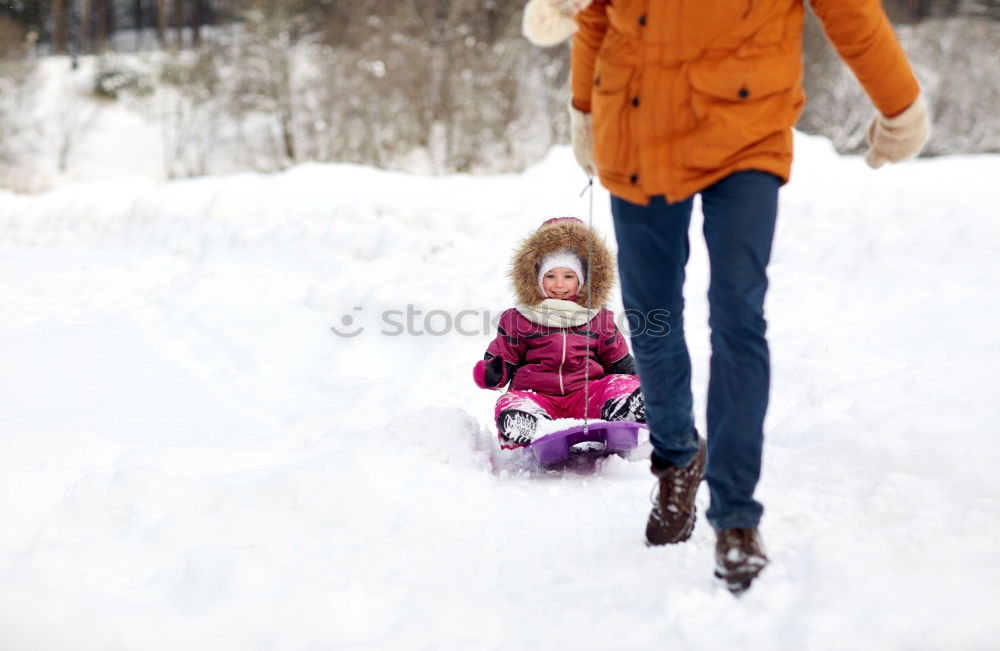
{"left": 630, "top": 173, "right": 638, "bottom": 184}
{"left": 595, "top": 75, "right": 601, "bottom": 86}
{"left": 638, "top": 14, "right": 647, "bottom": 26}
{"left": 632, "top": 96, "right": 639, "bottom": 107}
{"left": 738, "top": 87, "right": 749, "bottom": 99}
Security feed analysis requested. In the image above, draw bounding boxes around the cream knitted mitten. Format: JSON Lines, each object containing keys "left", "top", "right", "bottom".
{"left": 865, "top": 94, "right": 931, "bottom": 169}
{"left": 522, "top": 0, "right": 593, "bottom": 46}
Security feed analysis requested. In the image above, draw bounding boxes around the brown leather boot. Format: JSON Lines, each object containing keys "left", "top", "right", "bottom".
{"left": 644, "top": 436, "right": 706, "bottom": 545}
{"left": 714, "top": 528, "right": 768, "bottom": 594}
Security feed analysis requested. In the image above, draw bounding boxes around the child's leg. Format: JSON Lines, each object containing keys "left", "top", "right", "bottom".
{"left": 560, "top": 375, "right": 644, "bottom": 421}
{"left": 494, "top": 391, "right": 557, "bottom": 448}
{"left": 584, "top": 374, "right": 645, "bottom": 422}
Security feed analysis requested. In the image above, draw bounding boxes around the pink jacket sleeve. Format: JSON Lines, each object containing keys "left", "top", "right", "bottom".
{"left": 473, "top": 309, "right": 527, "bottom": 389}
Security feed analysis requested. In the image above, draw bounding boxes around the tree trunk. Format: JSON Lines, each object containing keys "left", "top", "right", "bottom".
{"left": 174, "top": 0, "right": 184, "bottom": 48}
{"left": 192, "top": 0, "right": 203, "bottom": 45}
{"left": 80, "top": 0, "right": 90, "bottom": 53}
{"left": 279, "top": 63, "right": 297, "bottom": 162}
{"left": 157, "top": 0, "right": 168, "bottom": 46}
{"left": 95, "top": 0, "right": 109, "bottom": 51}
{"left": 52, "top": 0, "right": 67, "bottom": 53}
{"left": 105, "top": 0, "right": 115, "bottom": 47}
{"left": 134, "top": 0, "right": 143, "bottom": 50}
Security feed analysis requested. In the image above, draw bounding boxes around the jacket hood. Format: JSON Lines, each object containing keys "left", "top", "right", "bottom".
{"left": 510, "top": 217, "right": 615, "bottom": 309}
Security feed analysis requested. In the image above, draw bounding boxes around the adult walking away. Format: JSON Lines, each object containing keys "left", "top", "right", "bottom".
{"left": 523, "top": 0, "right": 930, "bottom": 592}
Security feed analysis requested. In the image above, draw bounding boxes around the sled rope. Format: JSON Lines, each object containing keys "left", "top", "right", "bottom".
{"left": 581, "top": 177, "right": 595, "bottom": 434}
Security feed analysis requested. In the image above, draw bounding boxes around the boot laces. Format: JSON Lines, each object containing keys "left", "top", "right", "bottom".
{"left": 649, "top": 472, "right": 692, "bottom": 519}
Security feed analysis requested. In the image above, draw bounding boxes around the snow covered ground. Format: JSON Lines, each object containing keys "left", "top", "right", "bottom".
{"left": 1, "top": 133, "right": 999, "bottom": 650}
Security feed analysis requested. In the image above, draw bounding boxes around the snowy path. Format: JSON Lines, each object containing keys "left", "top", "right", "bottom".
{"left": 1, "top": 136, "right": 999, "bottom": 650}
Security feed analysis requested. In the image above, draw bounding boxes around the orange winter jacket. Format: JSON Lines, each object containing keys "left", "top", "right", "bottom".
{"left": 571, "top": 0, "right": 921, "bottom": 204}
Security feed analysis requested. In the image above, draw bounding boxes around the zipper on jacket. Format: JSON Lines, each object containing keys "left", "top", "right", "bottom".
{"left": 558, "top": 330, "right": 567, "bottom": 395}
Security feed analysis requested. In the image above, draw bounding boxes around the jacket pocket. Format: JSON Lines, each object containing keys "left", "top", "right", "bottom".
{"left": 684, "top": 55, "right": 802, "bottom": 170}
{"left": 591, "top": 58, "right": 635, "bottom": 176}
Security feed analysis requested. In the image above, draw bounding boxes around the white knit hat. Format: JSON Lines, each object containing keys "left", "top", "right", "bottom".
{"left": 537, "top": 249, "right": 586, "bottom": 297}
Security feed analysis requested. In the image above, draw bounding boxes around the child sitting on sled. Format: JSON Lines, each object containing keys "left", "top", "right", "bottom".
{"left": 473, "top": 216, "right": 645, "bottom": 448}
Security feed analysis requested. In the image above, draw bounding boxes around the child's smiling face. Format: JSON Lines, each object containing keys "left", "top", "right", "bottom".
{"left": 541, "top": 267, "right": 581, "bottom": 299}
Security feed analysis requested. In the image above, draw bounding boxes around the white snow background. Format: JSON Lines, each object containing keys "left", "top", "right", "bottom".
{"left": 2, "top": 127, "right": 999, "bottom": 650}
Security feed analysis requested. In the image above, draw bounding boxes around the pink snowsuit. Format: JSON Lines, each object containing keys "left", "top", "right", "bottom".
{"left": 474, "top": 307, "right": 641, "bottom": 445}
{"left": 473, "top": 216, "right": 643, "bottom": 447}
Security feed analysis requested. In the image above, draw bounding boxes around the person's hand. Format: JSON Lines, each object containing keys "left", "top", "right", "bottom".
{"left": 864, "top": 94, "right": 931, "bottom": 169}
{"left": 473, "top": 355, "right": 507, "bottom": 389}
{"left": 522, "top": 0, "right": 593, "bottom": 47}
{"left": 569, "top": 100, "right": 596, "bottom": 177}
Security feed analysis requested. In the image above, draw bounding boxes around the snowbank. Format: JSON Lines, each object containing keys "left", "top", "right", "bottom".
{"left": 1, "top": 135, "right": 999, "bottom": 650}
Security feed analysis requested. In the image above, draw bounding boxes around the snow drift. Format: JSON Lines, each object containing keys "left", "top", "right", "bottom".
{"left": 1, "top": 134, "right": 999, "bottom": 650}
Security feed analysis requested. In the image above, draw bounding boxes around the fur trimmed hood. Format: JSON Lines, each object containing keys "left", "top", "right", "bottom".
{"left": 510, "top": 217, "right": 615, "bottom": 309}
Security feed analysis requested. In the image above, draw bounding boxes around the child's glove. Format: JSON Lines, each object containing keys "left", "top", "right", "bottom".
{"left": 473, "top": 354, "right": 508, "bottom": 389}
{"left": 522, "top": 0, "right": 593, "bottom": 47}
{"left": 864, "top": 94, "right": 931, "bottom": 169}
{"left": 569, "top": 100, "right": 596, "bottom": 177}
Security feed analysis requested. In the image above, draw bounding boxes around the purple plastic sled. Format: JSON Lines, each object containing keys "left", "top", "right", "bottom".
{"left": 526, "top": 421, "right": 643, "bottom": 466}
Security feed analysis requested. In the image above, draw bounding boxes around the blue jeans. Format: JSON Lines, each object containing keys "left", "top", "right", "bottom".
{"left": 611, "top": 171, "right": 780, "bottom": 530}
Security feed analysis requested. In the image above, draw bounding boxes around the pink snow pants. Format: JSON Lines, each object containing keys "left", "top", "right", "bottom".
{"left": 494, "top": 374, "right": 641, "bottom": 425}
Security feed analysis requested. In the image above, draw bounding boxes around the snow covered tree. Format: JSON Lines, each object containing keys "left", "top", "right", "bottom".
{"left": 155, "top": 45, "right": 225, "bottom": 177}
{"left": 0, "top": 15, "right": 39, "bottom": 188}
{"left": 226, "top": 0, "right": 320, "bottom": 167}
